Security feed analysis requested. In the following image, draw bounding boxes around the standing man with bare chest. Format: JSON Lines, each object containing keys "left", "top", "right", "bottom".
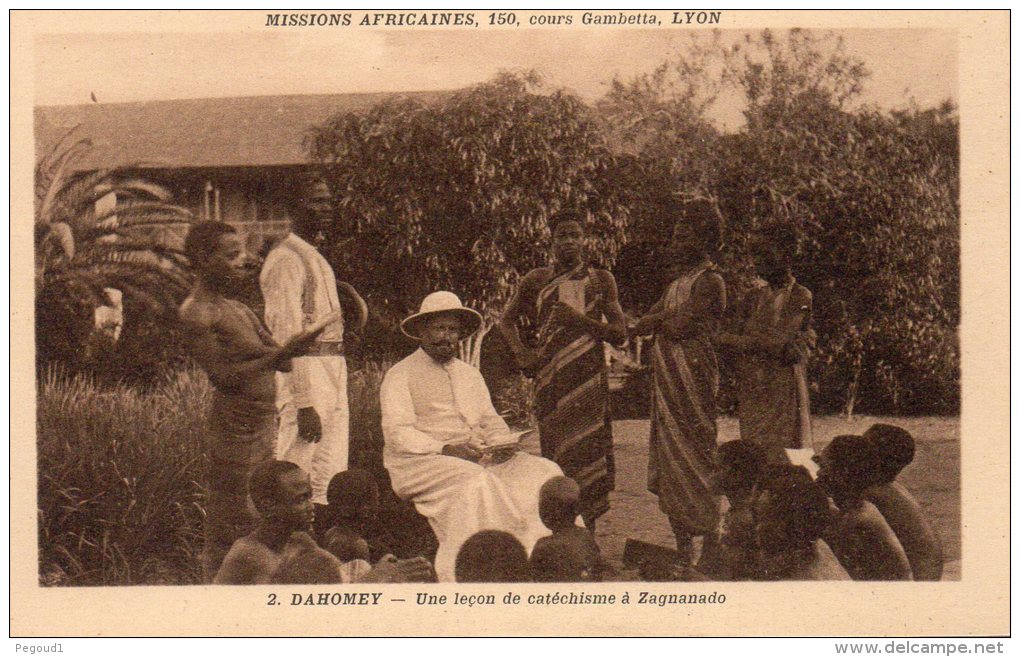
{"left": 179, "top": 221, "right": 325, "bottom": 580}
{"left": 261, "top": 175, "right": 364, "bottom": 524}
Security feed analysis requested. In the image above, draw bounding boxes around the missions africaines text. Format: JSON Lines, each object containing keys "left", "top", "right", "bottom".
{"left": 265, "top": 12, "right": 662, "bottom": 27}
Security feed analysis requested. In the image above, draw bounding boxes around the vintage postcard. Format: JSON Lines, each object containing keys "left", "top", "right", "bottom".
{"left": 10, "top": 9, "right": 1009, "bottom": 637}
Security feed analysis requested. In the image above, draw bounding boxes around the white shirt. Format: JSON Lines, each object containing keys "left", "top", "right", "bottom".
{"left": 260, "top": 233, "right": 344, "bottom": 407}
{"left": 380, "top": 348, "right": 509, "bottom": 456}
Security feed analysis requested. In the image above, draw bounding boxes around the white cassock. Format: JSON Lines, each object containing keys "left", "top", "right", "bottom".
{"left": 381, "top": 348, "right": 563, "bottom": 582}
{"left": 261, "top": 233, "right": 348, "bottom": 505}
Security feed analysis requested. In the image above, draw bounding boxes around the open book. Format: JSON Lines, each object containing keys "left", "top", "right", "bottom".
{"left": 785, "top": 447, "right": 820, "bottom": 479}
{"left": 480, "top": 429, "right": 536, "bottom": 454}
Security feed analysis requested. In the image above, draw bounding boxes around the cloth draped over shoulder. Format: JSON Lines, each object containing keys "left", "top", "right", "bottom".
{"left": 260, "top": 232, "right": 350, "bottom": 505}
{"left": 260, "top": 233, "right": 344, "bottom": 406}
{"left": 533, "top": 262, "right": 615, "bottom": 522}
{"left": 730, "top": 278, "right": 814, "bottom": 459}
{"left": 648, "top": 262, "right": 723, "bottom": 535}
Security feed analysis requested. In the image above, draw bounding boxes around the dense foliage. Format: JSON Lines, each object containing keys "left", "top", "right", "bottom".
{"left": 307, "top": 71, "right": 631, "bottom": 365}
{"left": 600, "top": 30, "right": 959, "bottom": 415}
{"left": 37, "top": 365, "right": 434, "bottom": 585}
{"left": 38, "top": 31, "right": 959, "bottom": 417}
{"left": 37, "top": 367, "right": 209, "bottom": 585}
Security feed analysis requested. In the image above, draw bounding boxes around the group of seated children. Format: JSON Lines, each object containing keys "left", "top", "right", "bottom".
{"left": 709, "top": 423, "right": 943, "bottom": 581}
{"left": 213, "top": 457, "right": 606, "bottom": 585}
{"left": 454, "top": 476, "right": 604, "bottom": 583}
{"left": 214, "top": 461, "right": 433, "bottom": 584}
{"left": 213, "top": 422, "right": 941, "bottom": 584}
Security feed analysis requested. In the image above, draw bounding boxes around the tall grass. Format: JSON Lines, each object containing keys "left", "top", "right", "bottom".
{"left": 37, "top": 361, "right": 404, "bottom": 585}
{"left": 37, "top": 366, "right": 211, "bottom": 585}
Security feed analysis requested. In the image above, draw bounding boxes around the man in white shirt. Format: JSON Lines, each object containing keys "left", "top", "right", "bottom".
{"left": 260, "top": 176, "right": 362, "bottom": 520}
{"left": 381, "top": 291, "right": 564, "bottom": 582}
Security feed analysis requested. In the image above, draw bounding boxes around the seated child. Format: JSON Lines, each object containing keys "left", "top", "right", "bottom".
{"left": 529, "top": 476, "right": 603, "bottom": 582}
{"left": 214, "top": 460, "right": 346, "bottom": 585}
{"left": 321, "top": 469, "right": 393, "bottom": 560}
{"left": 816, "top": 435, "right": 913, "bottom": 581}
{"left": 455, "top": 530, "right": 532, "bottom": 583}
{"left": 322, "top": 469, "right": 434, "bottom": 583}
{"left": 862, "top": 424, "right": 944, "bottom": 581}
{"left": 709, "top": 440, "right": 768, "bottom": 580}
{"left": 751, "top": 464, "right": 850, "bottom": 581}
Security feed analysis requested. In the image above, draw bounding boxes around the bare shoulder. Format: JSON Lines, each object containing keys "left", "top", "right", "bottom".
{"left": 850, "top": 502, "right": 898, "bottom": 537}
{"left": 593, "top": 269, "right": 618, "bottom": 288}
{"left": 179, "top": 296, "right": 220, "bottom": 329}
{"left": 867, "top": 482, "right": 925, "bottom": 516}
{"left": 702, "top": 269, "right": 726, "bottom": 287}
{"left": 214, "top": 535, "right": 272, "bottom": 584}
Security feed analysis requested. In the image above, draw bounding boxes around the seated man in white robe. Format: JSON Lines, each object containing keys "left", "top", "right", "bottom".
{"left": 381, "top": 291, "right": 564, "bottom": 582}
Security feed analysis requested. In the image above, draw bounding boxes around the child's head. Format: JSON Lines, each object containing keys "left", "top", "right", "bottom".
{"left": 538, "top": 476, "right": 581, "bottom": 532}
{"left": 323, "top": 526, "right": 371, "bottom": 563}
{"left": 863, "top": 424, "right": 915, "bottom": 484}
{"left": 815, "top": 434, "right": 877, "bottom": 501}
{"left": 530, "top": 533, "right": 594, "bottom": 583}
{"left": 455, "top": 530, "right": 531, "bottom": 583}
{"left": 753, "top": 465, "right": 831, "bottom": 556}
{"left": 712, "top": 440, "right": 767, "bottom": 499}
{"left": 250, "top": 460, "right": 314, "bottom": 534}
{"left": 326, "top": 468, "right": 380, "bottom": 526}
{"left": 184, "top": 221, "right": 251, "bottom": 287}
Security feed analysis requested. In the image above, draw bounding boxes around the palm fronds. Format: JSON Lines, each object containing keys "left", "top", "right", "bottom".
{"left": 35, "top": 131, "right": 196, "bottom": 370}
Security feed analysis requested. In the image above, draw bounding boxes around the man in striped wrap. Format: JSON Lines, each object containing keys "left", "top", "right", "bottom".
{"left": 630, "top": 202, "right": 727, "bottom": 566}
{"left": 499, "top": 211, "right": 627, "bottom": 530}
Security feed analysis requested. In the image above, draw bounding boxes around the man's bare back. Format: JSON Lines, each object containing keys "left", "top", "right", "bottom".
{"left": 825, "top": 500, "right": 913, "bottom": 581}
{"left": 866, "top": 481, "right": 943, "bottom": 581}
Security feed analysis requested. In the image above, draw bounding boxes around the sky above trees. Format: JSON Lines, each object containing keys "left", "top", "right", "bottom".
{"left": 36, "top": 28, "right": 955, "bottom": 131}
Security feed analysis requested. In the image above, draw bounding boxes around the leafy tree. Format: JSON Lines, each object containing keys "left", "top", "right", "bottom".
{"left": 717, "top": 30, "right": 959, "bottom": 415}
{"left": 598, "top": 34, "right": 727, "bottom": 311}
{"left": 599, "top": 29, "right": 960, "bottom": 415}
{"left": 307, "top": 71, "right": 630, "bottom": 365}
{"left": 35, "top": 132, "right": 195, "bottom": 380}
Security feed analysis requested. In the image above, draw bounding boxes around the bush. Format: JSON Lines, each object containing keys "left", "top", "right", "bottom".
{"left": 601, "top": 31, "right": 960, "bottom": 417}
{"left": 347, "top": 361, "right": 390, "bottom": 471}
{"left": 37, "top": 366, "right": 209, "bottom": 585}
{"left": 489, "top": 373, "right": 535, "bottom": 430}
{"left": 35, "top": 139, "right": 194, "bottom": 389}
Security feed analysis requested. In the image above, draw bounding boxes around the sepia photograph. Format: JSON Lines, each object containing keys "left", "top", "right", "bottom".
{"left": 10, "top": 9, "right": 1009, "bottom": 637}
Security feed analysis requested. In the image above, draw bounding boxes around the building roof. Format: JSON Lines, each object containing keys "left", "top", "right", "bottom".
{"left": 35, "top": 91, "right": 446, "bottom": 170}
